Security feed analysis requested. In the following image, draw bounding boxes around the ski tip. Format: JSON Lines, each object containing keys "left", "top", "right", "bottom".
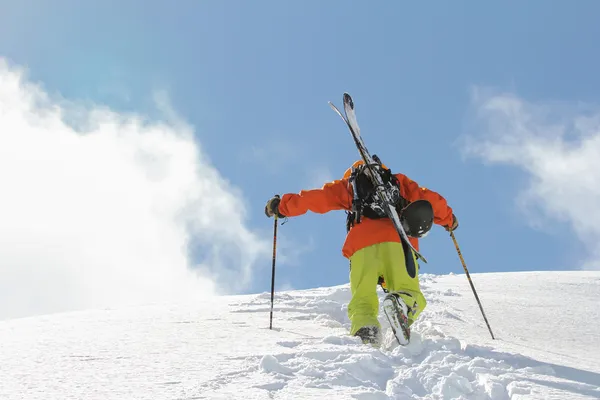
{"left": 343, "top": 93, "right": 354, "bottom": 109}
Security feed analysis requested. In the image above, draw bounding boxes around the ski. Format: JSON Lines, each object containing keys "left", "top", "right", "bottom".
{"left": 328, "top": 93, "right": 427, "bottom": 263}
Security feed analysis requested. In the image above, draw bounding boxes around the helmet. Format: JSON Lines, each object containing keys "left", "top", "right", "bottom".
{"left": 400, "top": 200, "right": 434, "bottom": 238}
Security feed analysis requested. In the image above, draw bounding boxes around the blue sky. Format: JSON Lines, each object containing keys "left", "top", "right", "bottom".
{"left": 2, "top": 1, "right": 600, "bottom": 315}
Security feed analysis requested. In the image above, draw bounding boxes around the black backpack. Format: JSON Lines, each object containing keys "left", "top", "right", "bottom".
{"left": 345, "top": 158, "right": 408, "bottom": 231}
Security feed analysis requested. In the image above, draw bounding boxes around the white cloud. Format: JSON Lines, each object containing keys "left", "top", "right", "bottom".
{"left": 0, "top": 59, "right": 269, "bottom": 320}
{"left": 464, "top": 88, "right": 600, "bottom": 270}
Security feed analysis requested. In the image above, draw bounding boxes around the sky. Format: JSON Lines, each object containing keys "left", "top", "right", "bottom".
{"left": 2, "top": 1, "right": 600, "bottom": 319}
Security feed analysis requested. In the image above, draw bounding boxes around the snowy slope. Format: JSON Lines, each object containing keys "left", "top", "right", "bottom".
{"left": 1, "top": 271, "right": 599, "bottom": 400}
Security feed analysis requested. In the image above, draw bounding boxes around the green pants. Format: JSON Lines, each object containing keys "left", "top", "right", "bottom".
{"left": 348, "top": 242, "right": 427, "bottom": 335}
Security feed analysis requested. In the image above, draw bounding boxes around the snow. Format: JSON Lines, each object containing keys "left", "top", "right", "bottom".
{"left": 1, "top": 271, "right": 599, "bottom": 399}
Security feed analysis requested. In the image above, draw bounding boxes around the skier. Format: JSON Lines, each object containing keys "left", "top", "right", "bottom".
{"left": 264, "top": 159, "right": 458, "bottom": 346}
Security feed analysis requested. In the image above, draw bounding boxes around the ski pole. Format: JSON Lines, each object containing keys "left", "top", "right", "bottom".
{"left": 269, "top": 213, "right": 278, "bottom": 330}
{"left": 449, "top": 230, "right": 495, "bottom": 340}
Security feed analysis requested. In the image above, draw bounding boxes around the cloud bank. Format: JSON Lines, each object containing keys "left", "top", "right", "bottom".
{"left": 464, "top": 88, "right": 600, "bottom": 270}
{"left": 0, "top": 59, "right": 268, "bottom": 320}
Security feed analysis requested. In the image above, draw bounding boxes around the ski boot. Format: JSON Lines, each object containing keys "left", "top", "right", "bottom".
{"left": 354, "top": 325, "right": 382, "bottom": 347}
{"left": 383, "top": 293, "right": 411, "bottom": 346}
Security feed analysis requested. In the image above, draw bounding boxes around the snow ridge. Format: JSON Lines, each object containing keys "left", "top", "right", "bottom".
{"left": 1, "top": 272, "right": 599, "bottom": 399}
{"left": 221, "top": 274, "right": 599, "bottom": 399}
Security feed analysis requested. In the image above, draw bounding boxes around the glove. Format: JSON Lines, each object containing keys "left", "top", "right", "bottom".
{"left": 265, "top": 195, "right": 285, "bottom": 218}
{"left": 444, "top": 214, "right": 458, "bottom": 232}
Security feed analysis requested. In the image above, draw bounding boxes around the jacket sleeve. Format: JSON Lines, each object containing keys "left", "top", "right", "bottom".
{"left": 397, "top": 174, "right": 454, "bottom": 227}
{"left": 278, "top": 179, "right": 353, "bottom": 217}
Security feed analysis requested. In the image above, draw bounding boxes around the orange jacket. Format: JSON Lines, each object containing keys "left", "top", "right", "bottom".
{"left": 278, "top": 172, "right": 453, "bottom": 259}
